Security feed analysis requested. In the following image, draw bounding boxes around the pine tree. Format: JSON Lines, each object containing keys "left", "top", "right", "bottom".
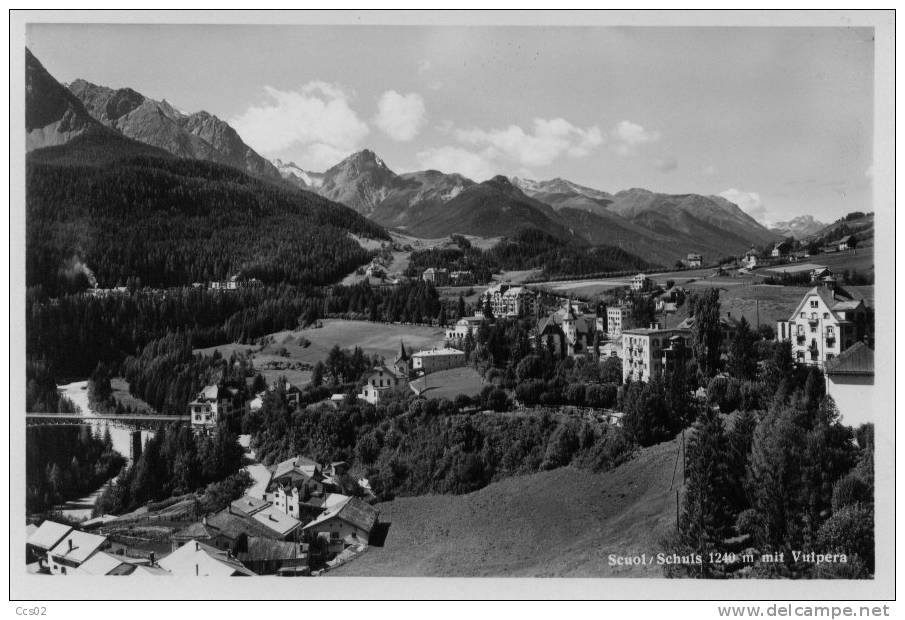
{"left": 682, "top": 409, "right": 734, "bottom": 566}
{"left": 311, "top": 361, "right": 325, "bottom": 387}
{"left": 745, "top": 406, "right": 805, "bottom": 550}
{"left": 457, "top": 295, "right": 466, "bottom": 319}
{"left": 689, "top": 288, "right": 722, "bottom": 377}
{"left": 728, "top": 316, "right": 757, "bottom": 380}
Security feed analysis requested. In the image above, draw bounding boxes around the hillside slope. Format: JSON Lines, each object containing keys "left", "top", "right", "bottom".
{"left": 27, "top": 134, "right": 389, "bottom": 292}
{"left": 513, "top": 178, "right": 779, "bottom": 262}
{"left": 333, "top": 434, "right": 683, "bottom": 577}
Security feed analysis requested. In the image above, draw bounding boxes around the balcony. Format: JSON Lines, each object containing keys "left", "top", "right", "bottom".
{"left": 825, "top": 337, "right": 836, "bottom": 347}
{"left": 796, "top": 335, "right": 806, "bottom": 345}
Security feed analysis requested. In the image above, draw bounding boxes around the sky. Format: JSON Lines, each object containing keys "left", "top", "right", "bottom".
{"left": 26, "top": 24, "right": 874, "bottom": 226}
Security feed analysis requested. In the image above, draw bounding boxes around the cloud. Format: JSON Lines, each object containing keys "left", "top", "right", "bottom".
{"left": 653, "top": 157, "right": 678, "bottom": 173}
{"left": 231, "top": 82, "right": 369, "bottom": 170}
{"left": 702, "top": 164, "right": 717, "bottom": 176}
{"left": 374, "top": 90, "right": 427, "bottom": 142}
{"left": 453, "top": 118, "right": 603, "bottom": 168}
{"left": 611, "top": 120, "right": 660, "bottom": 156}
{"left": 415, "top": 146, "right": 497, "bottom": 182}
{"left": 720, "top": 188, "right": 769, "bottom": 223}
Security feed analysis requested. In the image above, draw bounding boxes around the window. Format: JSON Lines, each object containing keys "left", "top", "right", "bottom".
{"left": 800, "top": 312, "right": 805, "bottom": 318}
{"left": 810, "top": 300, "right": 818, "bottom": 308}
{"left": 823, "top": 313, "right": 829, "bottom": 319}
{"left": 826, "top": 326, "right": 834, "bottom": 336}
{"left": 811, "top": 325, "right": 816, "bottom": 333}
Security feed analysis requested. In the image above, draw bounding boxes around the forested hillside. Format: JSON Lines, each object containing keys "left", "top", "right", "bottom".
{"left": 26, "top": 139, "right": 388, "bottom": 294}
{"left": 406, "top": 229, "right": 650, "bottom": 281}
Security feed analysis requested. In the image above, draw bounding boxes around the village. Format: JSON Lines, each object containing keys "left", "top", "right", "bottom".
{"left": 26, "top": 230, "right": 874, "bottom": 578}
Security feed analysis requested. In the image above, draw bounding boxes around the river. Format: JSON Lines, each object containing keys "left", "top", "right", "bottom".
{"left": 55, "top": 380, "right": 154, "bottom": 521}
{"left": 57, "top": 380, "right": 154, "bottom": 461}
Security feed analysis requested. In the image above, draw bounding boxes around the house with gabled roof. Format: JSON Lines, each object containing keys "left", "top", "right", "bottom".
{"left": 776, "top": 283, "right": 871, "bottom": 368}
{"left": 536, "top": 299, "right": 595, "bottom": 357}
{"left": 188, "top": 384, "right": 238, "bottom": 432}
{"left": 27, "top": 520, "right": 72, "bottom": 557}
{"left": 76, "top": 551, "right": 135, "bottom": 576}
{"left": 357, "top": 365, "right": 406, "bottom": 404}
{"left": 158, "top": 539, "right": 256, "bottom": 577}
{"left": 250, "top": 505, "right": 303, "bottom": 540}
{"left": 301, "top": 496, "right": 379, "bottom": 553}
{"left": 46, "top": 529, "right": 108, "bottom": 575}
{"left": 824, "top": 342, "right": 874, "bottom": 428}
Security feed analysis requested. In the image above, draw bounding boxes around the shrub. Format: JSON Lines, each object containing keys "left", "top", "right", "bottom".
{"left": 831, "top": 473, "right": 872, "bottom": 512}
{"left": 816, "top": 503, "right": 874, "bottom": 575}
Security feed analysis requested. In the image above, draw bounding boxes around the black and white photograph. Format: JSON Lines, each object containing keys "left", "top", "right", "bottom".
{"left": 10, "top": 9, "right": 896, "bottom": 605}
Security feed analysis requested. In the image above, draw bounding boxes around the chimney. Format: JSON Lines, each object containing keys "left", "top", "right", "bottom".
{"left": 149, "top": 551, "right": 155, "bottom": 566}
{"left": 195, "top": 541, "right": 200, "bottom": 551}
{"left": 202, "top": 515, "right": 208, "bottom": 526}
{"left": 68, "top": 539, "right": 73, "bottom": 551}
{"left": 195, "top": 563, "right": 199, "bottom": 576}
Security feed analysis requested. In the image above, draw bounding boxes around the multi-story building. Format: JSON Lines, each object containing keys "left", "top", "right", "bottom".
{"left": 630, "top": 273, "right": 650, "bottom": 291}
{"left": 686, "top": 253, "right": 703, "bottom": 268}
{"left": 535, "top": 300, "right": 595, "bottom": 357}
{"left": 449, "top": 270, "right": 474, "bottom": 286}
{"left": 445, "top": 314, "right": 484, "bottom": 343}
{"left": 412, "top": 347, "right": 467, "bottom": 374}
{"left": 606, "top": 303, "right": 633, "bottom": 338}
{"left": 188, "top": 385, "right": 237, "bottom": 432}
{"left": 422, "top": 268, "right": 449, "bottom": 286}
{"left": 483, "top": 283, "right": 537, "bottom": 318}
{"left": 622, "top": 324, "right": 692, "bottom": 383}
{"left": 775, "top": 284, "right": 871, "bottom": 368}
{"left": 357, "top": 366, "right": 407, "bottom": 404}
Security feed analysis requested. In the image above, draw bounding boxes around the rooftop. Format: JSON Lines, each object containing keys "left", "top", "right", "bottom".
{"left": 48, "top": 529, "right": 108, "bottom": 564}
{"left": 251, "top": 505, "right": 302, "bottom": 537}
{"left": 158, "top": 540, "right": 256, "bottom": 577}
{"left": 825, "top": 342, "right": 874, "bottom": 376}
{"left": 412, "top": 347, "right": 465, "bottom": 357}
{"left": 764, "top": 262, "right": 827, "bottom": 275}
{"left": 77, "top": 551, "right": 131, "bottom": 576}
{"left": 229, "top": 494, "right": 272, "bottom": 517}
{"left": 27, "top": 520, "right": 73, "bottom": 551}
{"left": 302, "top": 496, "right": 378, "bottom": 534}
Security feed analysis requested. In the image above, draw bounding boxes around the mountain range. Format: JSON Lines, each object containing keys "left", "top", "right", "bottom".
{"left": 64, "top": 77, "right": 285, "bottom": 186}
{"left": 27, "top": 47, "right": 783, "bottom": 269}
{"left": 276, "top": 150, "right": 779, "bottom": 265}
{"left": 769, "top": 215, "right": 827, "bottom": 239}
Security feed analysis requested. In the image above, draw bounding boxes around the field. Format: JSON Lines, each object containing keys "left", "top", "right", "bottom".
{"left": 331, "top": 433, "right": 684, "bottom": 577}
{"left": 409, "top": 367, "right": 485, "bottom": 400}
{"left": 655, "top": 282, "right": 874, "bottom": 330}
{"left": 194, "top": 319, "right": 447, "bottom": 386}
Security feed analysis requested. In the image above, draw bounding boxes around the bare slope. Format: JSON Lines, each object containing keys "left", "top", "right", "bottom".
{"left": 333, "top": 434, "right": 683, "bottom": 577}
